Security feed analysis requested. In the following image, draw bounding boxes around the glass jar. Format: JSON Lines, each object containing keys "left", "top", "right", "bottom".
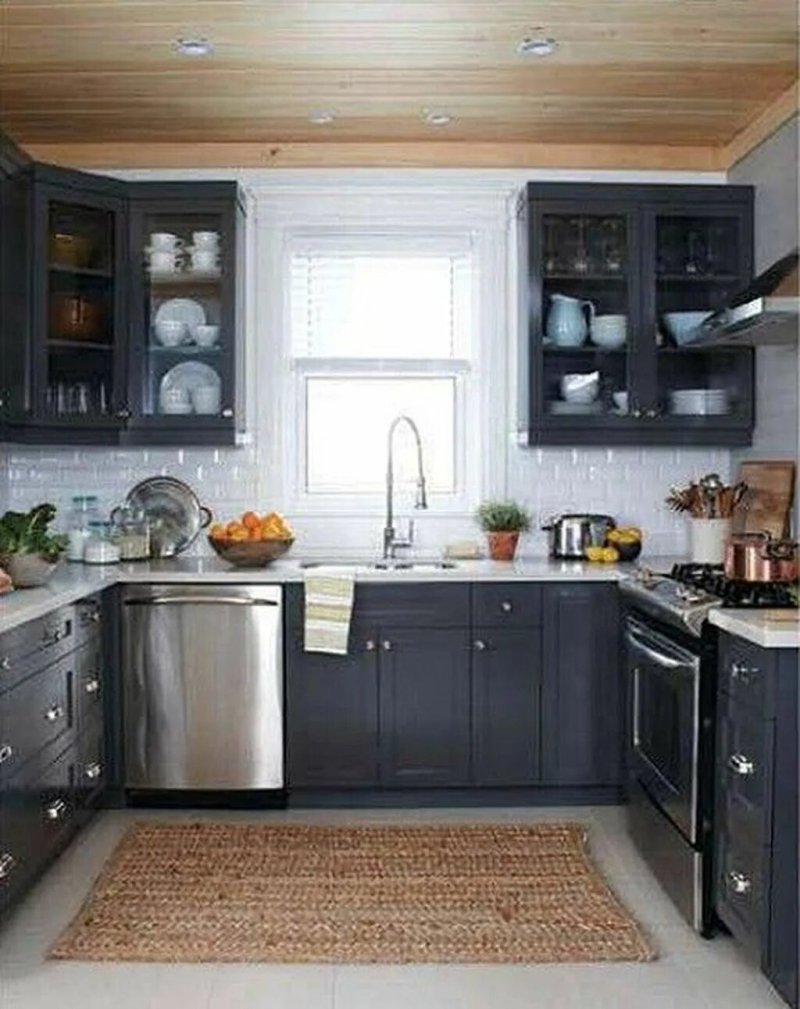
{"left": 110, "top": 504, "right": 150, "bottom": 561}
{"left": 83, "top": 521, "right": 121, "bottom": 565}
{"left": 66, "top": 495, "right": 101, "bottom": 562}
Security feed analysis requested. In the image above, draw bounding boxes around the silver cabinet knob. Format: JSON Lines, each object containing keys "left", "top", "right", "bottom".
{"left": 728, "top": 870, "right": 752, "bottom": 895}
{"left": 500, "top": 601, "right": 513, "bottom": 613}
{"left": 364, "top": 640, "right": 376, "bottom": 652}
{"left": 731, "top": 661, "right": 757, "bottom": 683}
{"left": 84, "top": 762, "right": 103, "bottom": 781}
{"left": 84, "top": 678, "right": 101, "bottom": 695}
{"left": 116, "top": 408, "right": 132, "bottom": 420}
{"left": 0, "top": 852, "right": 16, "bottom": 880}
{"left": 728, "top": 753, "right": 755, "bottom": 776}
{"left": 44, "top": 798, "right": 67, "bottom": 821}
{"left": 474, "top": 640, "right": 487, "bottom": 651}
{"left": 0, "top": 657, "right": 10, "bottom": 671}
{"left": 43, "top": 703, "right": 65, "bottom": 723}
{"left": 381, "top": 640, "right": 393, "bottom": 651}
{"left": 0, "top": 744, "right": 13, "bottom": 765}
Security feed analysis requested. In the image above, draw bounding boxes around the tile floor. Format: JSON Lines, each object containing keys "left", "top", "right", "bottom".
{"left": 0, "top": 805, "right": 784, "bottom": 1008}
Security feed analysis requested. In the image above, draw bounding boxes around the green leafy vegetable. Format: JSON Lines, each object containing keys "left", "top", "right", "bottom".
{"left": 0, "top": 504, "right": 67, "bottom": 561}
{"left": 475, "top": 500, "right": 531, "bottom": 533}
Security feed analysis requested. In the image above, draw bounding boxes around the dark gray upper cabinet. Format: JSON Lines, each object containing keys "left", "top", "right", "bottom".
{"left": 525, "top": 182, "right": 754, "bottom": 446}
{"left": 715, "top": 632, "right": 798, "bottom": 1008}
{"left": 472, "top": 628, "right": 541, "bottom": 786}
{"left": 541, "top": 583, "right": 622, "bottom": 788}
{"left": 378, "top": 628, "right": 472, "bottom": 787}
{"left": 0, "top": 135, "right": 246, "bottom": 447}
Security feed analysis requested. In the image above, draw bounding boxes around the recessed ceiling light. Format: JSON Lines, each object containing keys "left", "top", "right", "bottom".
{"left": 517, "top": 36, "right": 558, "bottom": 57}
{"left": 310, "top": 111, "right": 335, "bottom": 125}
{"left": 173, "top": 37, "right": 214, "bottom": 57}
{"left": 423, "top": 110, "right": 454, "bottom": 127}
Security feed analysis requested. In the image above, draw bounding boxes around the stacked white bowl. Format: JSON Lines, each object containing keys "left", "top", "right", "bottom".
{"left": 669, "top": 388, "right": 730, "bottom": 416}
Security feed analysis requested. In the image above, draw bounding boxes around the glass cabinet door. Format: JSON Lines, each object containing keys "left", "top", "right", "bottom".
{"left": 40, "top": 192, "right": 124, "bottom": 425}
{"left": 532, "top": 206, "right": 640, "bottom": 432}
{"left": 129, "top": 203, "right": 235, "bottom": 432}
{"left": 648, "top": 209, "right": 753, "bottom": 430}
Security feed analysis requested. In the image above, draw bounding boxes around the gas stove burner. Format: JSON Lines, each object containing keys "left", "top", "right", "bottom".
{"left": 670, "top": 562, "right": 798, "bottom": 609}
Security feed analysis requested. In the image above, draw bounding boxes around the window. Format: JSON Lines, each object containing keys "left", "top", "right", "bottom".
{"left": 287, "top": 233, "right": 477, "bottom": 510}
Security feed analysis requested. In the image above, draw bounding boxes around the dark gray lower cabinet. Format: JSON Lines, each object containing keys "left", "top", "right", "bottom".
{"left": 472, "top": 628, "right": 541, "bottom": 786}
{"left": 715, "top": 632, "right": 798, "bottom": 1008}
{"left": 379, "top": 629, "right": 471, "bottom": 787}
{"left": 286, "top": 631, "right": 379, "bottom": 788}
{"left": 286, "top": 581, "right": 621, "bottom": 796}
{"left": 541, "top": 583, "right": 622, "bottom": 787}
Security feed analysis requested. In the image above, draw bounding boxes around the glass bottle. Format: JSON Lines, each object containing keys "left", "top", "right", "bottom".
{"left": 66, "top": 495, "right": 101, "bottom": 562}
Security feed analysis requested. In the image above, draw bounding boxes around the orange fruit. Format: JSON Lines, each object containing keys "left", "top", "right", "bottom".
{"left": 226, "top": 520, "right": 244, "bottom": 538}
{"left": 209, "top": 523, "right": 226, "bottom": 541}
{"left": 242, "top": 511, "right": 260, "bottom": 531}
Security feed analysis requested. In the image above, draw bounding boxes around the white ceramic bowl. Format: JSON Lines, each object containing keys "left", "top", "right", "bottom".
{"left": 612, "top": 391, "right": 629, "bottom": 413}
{"left": 663, "top": 311, "right": 712, "bottom": 345}
{"left": 560, "top": 371, "right": 599, "bottom": 404}
{"left": 590, "top": 314, "right": 627, "bottom": 349}
{"left": 155, "top": 319, "right": 187, "bottom": 347}
{"left": 193, "top": 324, "right": 220, "bottom": 348}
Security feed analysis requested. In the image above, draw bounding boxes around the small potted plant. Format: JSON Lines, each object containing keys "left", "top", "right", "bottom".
{"left": 476, "top": 501, "right": 531, "bottom": 561}
{"left": 0, "top": 503, "right": 68, "bottom": 588}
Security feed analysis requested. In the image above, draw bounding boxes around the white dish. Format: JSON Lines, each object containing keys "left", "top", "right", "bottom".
{"left": 154, "top": 298, "right": 206, "bottom": 340}
{"left": 560, "top": 371, "right": 599, "bottom": 404}
{"left": 154, "top": 319, "right": 187, "bottom": 347}
{"left": 193, "top": 324, "right": 220, "bottom": 348}
{"left": 159, "top": 362, "right": 221, "bottom": 416}
{"left": 612, "top": 391, "right": 629, "bottom": 413}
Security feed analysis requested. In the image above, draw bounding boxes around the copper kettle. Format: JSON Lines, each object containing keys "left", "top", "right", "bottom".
{"left": 724, "top": 532, "right": 799, "bottom": 583}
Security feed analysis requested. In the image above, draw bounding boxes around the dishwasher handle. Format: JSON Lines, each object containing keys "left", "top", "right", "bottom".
{"left": 125, "top": 595, "right": 279, "bottom": 607}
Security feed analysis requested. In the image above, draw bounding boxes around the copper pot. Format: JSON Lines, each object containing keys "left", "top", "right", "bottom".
{"left": 724, "top": 533, "right": 799, "bottom": 582}
{"left": 49, "top": 294, "right": 105, "bottom": 342}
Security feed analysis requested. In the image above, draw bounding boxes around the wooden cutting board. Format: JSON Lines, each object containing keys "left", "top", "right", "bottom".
{"left": 732, "top": 461, "right": 796, "bottom": 538}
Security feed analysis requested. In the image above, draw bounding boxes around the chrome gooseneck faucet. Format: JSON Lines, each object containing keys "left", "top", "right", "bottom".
{"left": 383, "top": 415, "right": 428, "bottom": 559}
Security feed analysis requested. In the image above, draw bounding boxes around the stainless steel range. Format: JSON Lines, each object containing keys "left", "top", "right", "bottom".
{"left": 620, "top": 564, "right": 797, "bottom": 935}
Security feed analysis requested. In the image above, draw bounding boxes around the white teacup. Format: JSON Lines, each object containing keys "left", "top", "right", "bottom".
{"left": 192, "top": 231, "right": 220, "bottom": 250}
{"left": 189, "top": 250, "right": 219, "bottom": 273}
{"left": 148, "top": 250, "right": 183, "bottom": 274}
{"left": 590, "top": 314, "right": 627, "bottom": 349}
{"left": 191, "top": 385, "right": 221, "bottom": 415}
{"left": 154, "top": 320, "right": 187, "bottom": 346}
{"left": 193, "top": 324, "right": 220, "bottom": 348}
{"left": 149, "top": 232, "right": 183, "bottom": 251}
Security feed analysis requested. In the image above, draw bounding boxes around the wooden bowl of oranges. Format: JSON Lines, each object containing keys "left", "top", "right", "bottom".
{"left": 208, "top": 511, "right": 294, "bottom": 567}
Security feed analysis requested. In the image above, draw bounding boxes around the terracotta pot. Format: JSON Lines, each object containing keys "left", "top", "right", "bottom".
{"left": 486, "top": 531, "right": 520, "bottom": 561}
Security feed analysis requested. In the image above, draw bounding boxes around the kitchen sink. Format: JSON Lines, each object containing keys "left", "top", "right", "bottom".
{"left": 299, "top": 560, "right": 458, "bottom": 571}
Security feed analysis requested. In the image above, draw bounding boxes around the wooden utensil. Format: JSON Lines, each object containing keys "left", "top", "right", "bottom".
{"left": 732, "top": 461, "right": 795, "bottom": 538}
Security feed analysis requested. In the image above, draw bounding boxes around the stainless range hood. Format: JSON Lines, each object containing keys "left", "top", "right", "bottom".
{"left": 685, "top": 250, "right": 799, "bottom": 347}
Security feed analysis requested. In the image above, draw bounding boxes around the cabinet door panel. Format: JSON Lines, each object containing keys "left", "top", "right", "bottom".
{"left": 541, "top": 584, "right": 621, "bottom": 787}
{"left": 472, "top": 628, "right": 541, "bottom": 786}
{"left": 379, "top": 628, "right": 471, "bottom": 787}
{"left": 287, "top": 635, "right": 379, "bottom": 788}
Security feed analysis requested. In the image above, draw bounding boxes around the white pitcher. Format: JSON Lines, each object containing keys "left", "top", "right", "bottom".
{"left": 546, "top": 293, "right": 595, "bottom": 347}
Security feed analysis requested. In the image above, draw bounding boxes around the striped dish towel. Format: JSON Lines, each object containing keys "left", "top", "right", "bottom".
{"left": 303, "top": 569, "right": 356, "bottom": 655}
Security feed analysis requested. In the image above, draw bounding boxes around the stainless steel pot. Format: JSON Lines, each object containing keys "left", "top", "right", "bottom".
{"left": 541, "top": 513, "right": 616, "bottom": 559}
{"left": 724, "top": 533, "right": 799, "bottom": 582}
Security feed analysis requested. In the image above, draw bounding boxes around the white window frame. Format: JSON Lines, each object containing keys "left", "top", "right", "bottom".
{"left": 253, "top": 186, "right": 512, "bottom": 519}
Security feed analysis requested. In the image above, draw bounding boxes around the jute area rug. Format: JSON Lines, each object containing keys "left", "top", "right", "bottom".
{"left": 51, "top": 821, "right": 655, "bottom": 964}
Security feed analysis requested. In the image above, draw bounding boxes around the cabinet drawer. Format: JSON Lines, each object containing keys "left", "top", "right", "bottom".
{"left": 473, "top": 584, "right": 542, "bottom": 628}
{"left": 716, "top": 829, "right": 766, "bottom": 958}
{"left": 717, "top": 695, "right": 771, "bottom": 832}
{"left": 356, "top": 584, "right": 470, "bottom": 628}
{"left": 0, "top": 655, "right": 75, "bottom": 785}
{"left": 719, "top": 635, "right": 774, "bottom": 718}
{"left": 0, "top": 606, "right": 76, "bottom": 693}
{"left": 0, "top": 739, "right": 78, "bottom": 914}
{"left": 74, "top": 639, "right": 104, "bottom": 731}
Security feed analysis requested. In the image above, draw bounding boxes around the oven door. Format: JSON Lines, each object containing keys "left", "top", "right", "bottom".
{"left": 625, "top": 616, "right": 700, "bottom": 843}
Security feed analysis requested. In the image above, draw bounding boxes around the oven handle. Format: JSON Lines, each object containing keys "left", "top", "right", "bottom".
{"left": 625, "top": 619, "right": 699, "bottom": 672}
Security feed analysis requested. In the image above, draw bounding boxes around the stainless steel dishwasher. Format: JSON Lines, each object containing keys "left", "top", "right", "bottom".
{"left": 122, "top": 584, "right": 283, "bottom": 792}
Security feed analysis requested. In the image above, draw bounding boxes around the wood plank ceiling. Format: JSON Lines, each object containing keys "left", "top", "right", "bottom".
{"left": 0, "top": 0, "right": 797, "bottom": 165}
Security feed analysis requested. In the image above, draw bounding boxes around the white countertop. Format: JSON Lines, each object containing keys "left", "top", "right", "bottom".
{"left": 0, "top": 553, "right": 647, "bottom": 635}
{"left": 709, "top": 608, "right": 800, "bottom": 650}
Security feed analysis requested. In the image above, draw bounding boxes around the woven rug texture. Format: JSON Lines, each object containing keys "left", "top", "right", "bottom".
{"left": 50, "top": 821, "right": 655, "bottom": 964}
